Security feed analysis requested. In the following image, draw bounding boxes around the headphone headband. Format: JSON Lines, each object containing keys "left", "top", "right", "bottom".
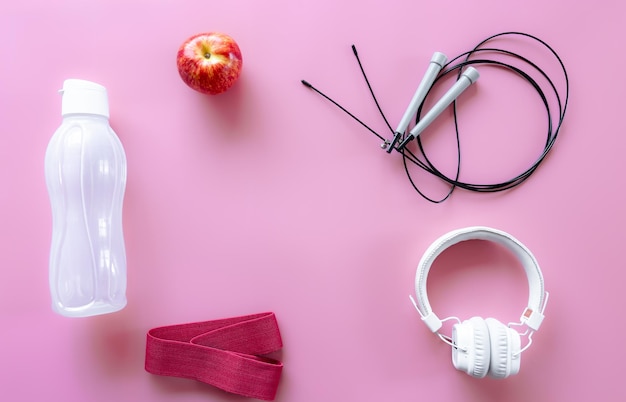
{"left": 414, "top": 226, "right": 547, "bottom": 334}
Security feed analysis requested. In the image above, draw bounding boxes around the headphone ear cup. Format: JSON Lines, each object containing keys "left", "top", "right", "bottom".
{"left": 485, "top": 318, "right": 521, "bottom": 378}
{"left": 452, "top": 317, "right": 490, "bottom": 378}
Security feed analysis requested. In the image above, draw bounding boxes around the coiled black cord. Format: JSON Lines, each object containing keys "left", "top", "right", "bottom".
{"left": 301, "top": 32, "right": 569, "bottom": 203}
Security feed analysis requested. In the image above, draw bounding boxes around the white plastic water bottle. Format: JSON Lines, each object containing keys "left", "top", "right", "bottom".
{"left": 45, "top": 79, "right": 128, "bottom": 317}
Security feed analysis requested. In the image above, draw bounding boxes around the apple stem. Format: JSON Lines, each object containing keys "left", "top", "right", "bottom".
{"left": 204, "top": 53, "right": 211, "bottom": 59}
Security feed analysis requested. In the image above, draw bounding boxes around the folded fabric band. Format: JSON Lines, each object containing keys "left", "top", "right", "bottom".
{"left": 145, "top": 312, "right": 283, "bottom": 401}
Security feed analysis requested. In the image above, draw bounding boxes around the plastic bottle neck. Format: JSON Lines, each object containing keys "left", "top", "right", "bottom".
{"left": 62, "top": 113, "right": 110, "bottom": 122}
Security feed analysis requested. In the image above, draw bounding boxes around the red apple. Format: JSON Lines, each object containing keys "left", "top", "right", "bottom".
{"left": 176, "top": 32, "right": 243, "bottom": 95}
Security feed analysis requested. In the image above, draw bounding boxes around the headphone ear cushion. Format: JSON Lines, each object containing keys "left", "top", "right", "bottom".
{"left": 485, "top": 318, "right": 521, "bottom": 378}
{"left": 452, "top": 317, "right": 490, "bottom": 378}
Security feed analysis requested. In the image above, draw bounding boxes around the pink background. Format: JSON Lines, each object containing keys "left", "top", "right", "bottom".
{"left": 1, "top": 0, "right": 624, "bottom": 401}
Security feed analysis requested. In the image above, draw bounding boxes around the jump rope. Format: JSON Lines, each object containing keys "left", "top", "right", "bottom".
{"left": 301, "top": 32, "right": 570, "bottom": 203}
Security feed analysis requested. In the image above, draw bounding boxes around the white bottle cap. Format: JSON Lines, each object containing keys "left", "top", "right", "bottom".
{"left": 60, "top": 79, "right": 110, "bottom": 118}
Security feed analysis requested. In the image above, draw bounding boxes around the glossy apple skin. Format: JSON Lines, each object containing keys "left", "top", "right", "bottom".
{"left": 176, "top": 32, "right": 243, "bottom": 95}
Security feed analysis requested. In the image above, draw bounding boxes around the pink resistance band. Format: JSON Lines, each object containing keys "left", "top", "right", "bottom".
{"left": 145, "top": 312, "right": 283, "bottom": 400}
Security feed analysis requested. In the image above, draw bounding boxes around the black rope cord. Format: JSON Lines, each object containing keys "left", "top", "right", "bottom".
{"left": 301, "top": 31, "right": 570, "bottom": 203}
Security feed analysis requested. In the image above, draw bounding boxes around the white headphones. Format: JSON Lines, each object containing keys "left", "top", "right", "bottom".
{"left": 410, "top": 226, "right": 549, "bottom": 379}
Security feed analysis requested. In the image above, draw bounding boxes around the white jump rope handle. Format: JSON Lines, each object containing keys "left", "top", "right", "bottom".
{"left": 397, "top": 67, "right": 480, "bottom": 150}
{"left": 387, "top": 52, "right": 448, "bottom": 153}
